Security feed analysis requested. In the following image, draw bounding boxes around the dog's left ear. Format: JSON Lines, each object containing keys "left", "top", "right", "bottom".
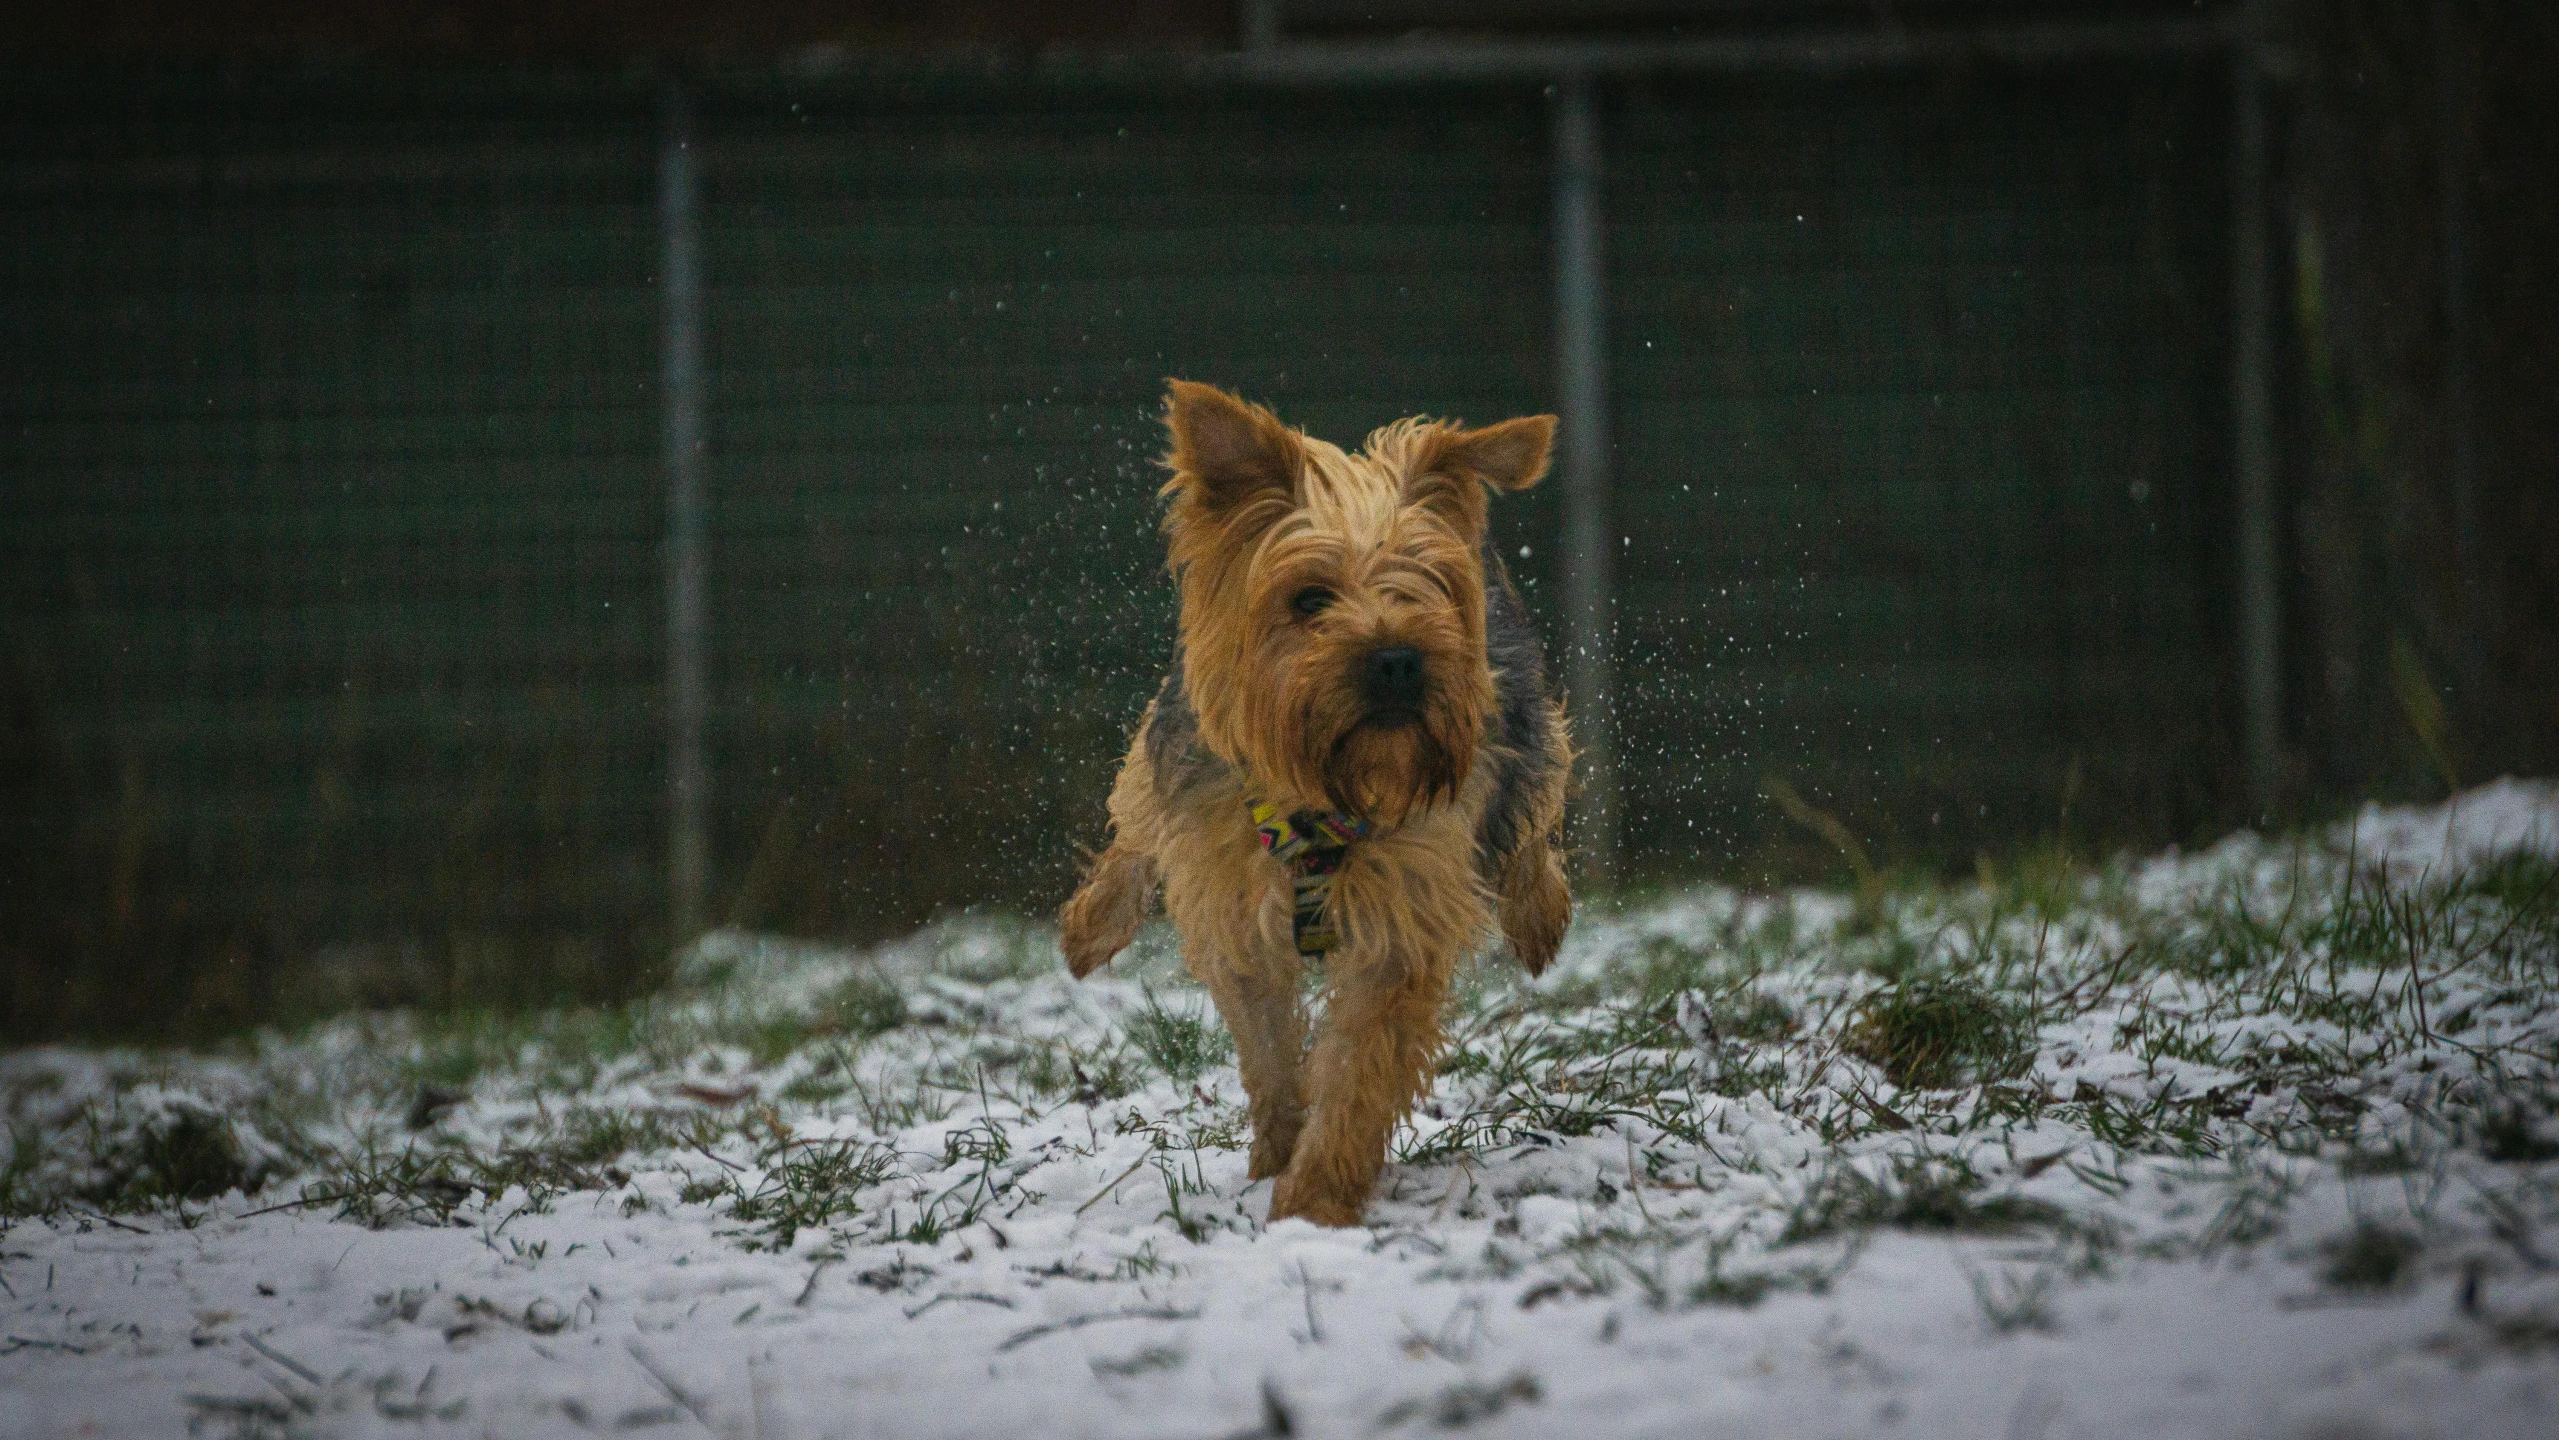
{"left": 1408, "top": 416, "right": 1557, "bottom": 530}
{"left": 1428, "top": 415, "right": 1556, "bottom": 493}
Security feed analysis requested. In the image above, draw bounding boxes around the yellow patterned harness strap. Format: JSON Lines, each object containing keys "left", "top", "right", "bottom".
{"left": 1249, "top": 799, "right": 1370, "bottom": 956}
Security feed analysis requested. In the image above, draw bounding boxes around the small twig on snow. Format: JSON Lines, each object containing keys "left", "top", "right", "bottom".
{"left": 1076, "top": 1154, "right": 1152, "bottom": 1215}
{"left": 995, "top": 1306, "right": 1199, "bottom": 1353}
{"left": 626, "top": 1340, "right": 718, "bottom": 1434}
{"left": 1293, "top": 1262, "right": 1323, "bottom": 1344}
{"left": 794, "top": 1258, "right": 834, "bottom": 1307}
{"left": 904, "top": 1291, "right": 1016, "bottom": 1320}
{"left": 241, "top": 1331, "right": 323, "bottom": 1387}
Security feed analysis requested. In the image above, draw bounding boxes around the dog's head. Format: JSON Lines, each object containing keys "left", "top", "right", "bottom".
{"left": 1157, "top": 379, "right": 1554, "bottom": 826}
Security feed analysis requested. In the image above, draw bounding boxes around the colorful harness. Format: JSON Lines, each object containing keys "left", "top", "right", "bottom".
{"left": 1249, "top": 799, "right": 1370, "bottom": 956}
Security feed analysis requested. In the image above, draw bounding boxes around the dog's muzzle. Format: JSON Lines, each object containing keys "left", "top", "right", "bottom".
{"left": 1360, "top": 644, "right": 1426, "bottom": 722}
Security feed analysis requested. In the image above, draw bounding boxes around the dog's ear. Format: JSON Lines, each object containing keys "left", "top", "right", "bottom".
{"left": 1162, "top": 380, "right": 1304, "bottom": 511}
{"left": 1428, "top": 415, "right": 1555, "bottom": 493}
{"left": 1406, "top": 415, "right": 1557, "bottom": 531}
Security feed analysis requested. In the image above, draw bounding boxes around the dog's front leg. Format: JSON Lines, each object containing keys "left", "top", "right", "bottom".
{"left": 1268, "top": 951, "right": 1451, "bottom": 1226}
{"left": 1496, "top": 839, "right": 1571, "bottom": 978}
{"left": 1061, "top": 841, "right": 1157, "bottom": 978}
{"left": 1199, "top": 953, "right": 1309, "bottom": 1179}
{"left": 1496, "top": 697, "right": 1574, "bottom": 977}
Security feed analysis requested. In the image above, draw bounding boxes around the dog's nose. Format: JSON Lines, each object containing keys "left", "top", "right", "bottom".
{"left": 1361, "top": 645, "right": 1427, "bottom": 710}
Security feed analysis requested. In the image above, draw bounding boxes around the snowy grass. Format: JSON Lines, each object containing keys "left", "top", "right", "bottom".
{"left": 5, "top": 781, "right": 2559, "bottom": 1438}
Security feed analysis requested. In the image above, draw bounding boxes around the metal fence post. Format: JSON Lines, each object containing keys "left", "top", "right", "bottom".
{"left": 2434, "top": 0, "right": 2485, "bottom": 731}
{"left": 2231, "top": 39, "right": 2281, "bottom": 820}
{"left": 1552, "top": 70, "right": 1621, "bottom": 885}
{"left": 660, "top": 82, "right": 710, "bottom": 945}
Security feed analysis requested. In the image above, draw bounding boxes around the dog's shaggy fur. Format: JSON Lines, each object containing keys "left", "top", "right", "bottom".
{"left": 1060, "top": 380, "right": 1574, "bottom": 1227}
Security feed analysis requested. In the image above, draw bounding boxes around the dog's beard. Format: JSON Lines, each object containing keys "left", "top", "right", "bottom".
{"left": 1319, "top": 708, "right": 1472, "bottom": 826}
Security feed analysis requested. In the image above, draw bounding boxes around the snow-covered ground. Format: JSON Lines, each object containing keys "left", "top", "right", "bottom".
{"left": 6, "top": 781, "right": 2558, "bottom": 1439}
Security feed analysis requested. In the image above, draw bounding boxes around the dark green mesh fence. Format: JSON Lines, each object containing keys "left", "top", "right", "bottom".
{"left": 1603, "top": 68, "right": 2238, "bottom": 875}
{"left": 0, "top": 59, "right": 2237, "bottom": 1039}
{"left": 1, "top": 73, "right": 667, "bottom": 1035}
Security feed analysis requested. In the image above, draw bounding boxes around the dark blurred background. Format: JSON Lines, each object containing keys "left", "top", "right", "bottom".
{"left": 3, "top": 2, "right": 2551, "bottom": 1041}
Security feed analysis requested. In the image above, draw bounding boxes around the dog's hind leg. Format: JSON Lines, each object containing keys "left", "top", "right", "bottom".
{"left": 1061, "top": 841, "right": 1157, "bottom": 978}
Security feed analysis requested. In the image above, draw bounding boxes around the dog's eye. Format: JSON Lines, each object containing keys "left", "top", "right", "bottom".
{"left": 1289, "top": 586, "right": 1334, "bottom": 618}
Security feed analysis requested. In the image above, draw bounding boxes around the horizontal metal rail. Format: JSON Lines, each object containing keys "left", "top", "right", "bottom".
{"left": 1199, "top": 16, "right": 2235, "bottom": 85}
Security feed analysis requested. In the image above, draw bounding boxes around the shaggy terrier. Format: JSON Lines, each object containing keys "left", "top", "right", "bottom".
{"left": 1061, "top": 380, "right": 1575, "bottom": 1226}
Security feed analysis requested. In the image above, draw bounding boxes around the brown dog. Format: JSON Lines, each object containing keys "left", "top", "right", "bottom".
{"left": 1060, "top": 380, "right": 1574, "bottom": 1227}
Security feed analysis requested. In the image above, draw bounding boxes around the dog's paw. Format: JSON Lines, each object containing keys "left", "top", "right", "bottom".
{"left": 1056, "top": 901, "right": 1123, "bottom": 978}
{"left": 1058, "top": 930, "right": 1119, "bottom": 980}
{"left": 1059, "top": 842, "right": 1156, "bottom": 978}
{"left": 1499, "top": 852, "right": 1571, "bottom": 978}
{"left": 1267, "top": 1175, "right": 1363, "bottom": 1228}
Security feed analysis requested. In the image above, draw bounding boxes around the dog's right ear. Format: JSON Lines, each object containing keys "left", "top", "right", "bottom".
{"left": 1162, "top": 379, "right": 1303, "bottom": 512}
